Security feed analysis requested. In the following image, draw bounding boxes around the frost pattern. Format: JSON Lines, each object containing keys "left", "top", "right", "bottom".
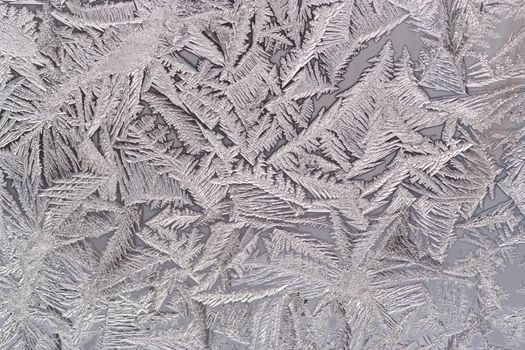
{"left": 0, "top": 0, "right": 524, "bottom": 349}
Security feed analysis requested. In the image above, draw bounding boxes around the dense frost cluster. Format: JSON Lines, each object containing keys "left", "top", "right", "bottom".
{"left": 0, "top": 0, "right": 524, "bottom": 349}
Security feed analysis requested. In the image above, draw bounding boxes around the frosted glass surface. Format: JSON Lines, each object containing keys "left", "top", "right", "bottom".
{"left": 0, "top": 1, "right": 524, "bottom": 349}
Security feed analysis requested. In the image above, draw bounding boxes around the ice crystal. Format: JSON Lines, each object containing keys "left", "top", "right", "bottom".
{"left": 0, "top": 0, "right": 524, "bottom": 349}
